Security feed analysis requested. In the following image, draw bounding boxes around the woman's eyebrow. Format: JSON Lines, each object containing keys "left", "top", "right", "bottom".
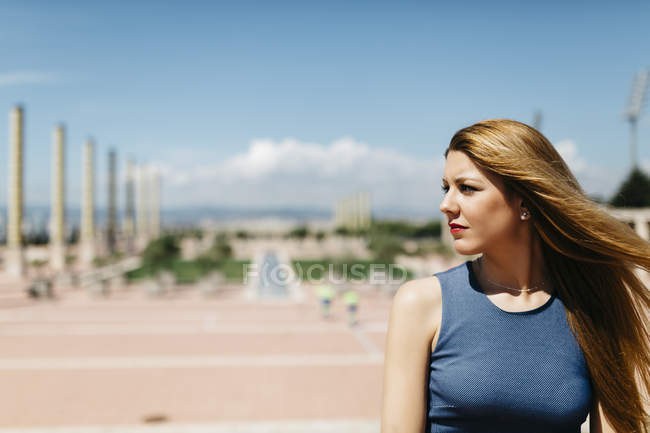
{"left": 441, "top": 175, "right": 481, "bottom": 183}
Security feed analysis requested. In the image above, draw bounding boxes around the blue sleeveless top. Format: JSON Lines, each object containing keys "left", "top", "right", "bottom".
{"left": 427, "top": 261, "right": 592, "bottom": 433}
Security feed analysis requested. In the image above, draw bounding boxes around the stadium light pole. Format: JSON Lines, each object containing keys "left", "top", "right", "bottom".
{"left": 625, "top": 68, "right": 649, "bottom": 170}
{"left": 532, "top": 110, "right": 543, "bottom": 131}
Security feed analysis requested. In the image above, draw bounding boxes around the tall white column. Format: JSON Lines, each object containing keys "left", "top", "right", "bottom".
{"left": 6, "top": 106, "right": 25, "bottom": 277}
{"left": 148, "top": 167, "right": 161, "bottom": 240}
{"left": 354, "top": 193, "right": 361, "bottom": 231}
{"left": 50, "top": 124, "right": 66, "bottom": 271}
{"left": 359, "top": 192, "right": 366, "bottom": 229}
{"left": 365, "top": 191, "right": 372, "bottom": 228}
{"left": 333, "top": 200, "right": 342, "bottom": 228}
{"left": 80, "top": 139, "right": 95, "bottom": 267}
{"left": 634, "top": 215, "right": 650, "bottom": 241}
{"left": 123, "top": 158, "right": 135, "bottom": 254}
{"left": 106, "top": 149, "right": 117, "bottom": 255}
{"left": 346, "top": 197, "right": 354, "bottom": 230}
{"left": 135, "top": 164, "right": 149, "bottom": 250}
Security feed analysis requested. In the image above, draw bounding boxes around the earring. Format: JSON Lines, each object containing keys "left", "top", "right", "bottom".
{"left": 521, "top": 211, "right": 529, "bottom": 220}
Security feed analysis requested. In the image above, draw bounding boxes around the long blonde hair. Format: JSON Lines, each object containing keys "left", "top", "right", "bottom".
{"left": 447, "top": 119, "right": 650, "bottom": 432}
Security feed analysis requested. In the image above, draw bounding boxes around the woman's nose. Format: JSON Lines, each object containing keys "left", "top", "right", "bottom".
{"left": 439, "top": 191, "right": 458, "bottom": 215}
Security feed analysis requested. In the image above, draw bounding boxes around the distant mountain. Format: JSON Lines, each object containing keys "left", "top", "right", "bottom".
{"left": 0, "top": 204, "right": 439, "bottom": 229}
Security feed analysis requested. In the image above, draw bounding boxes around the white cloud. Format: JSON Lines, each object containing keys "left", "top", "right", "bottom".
{"left": 0, "top": 71, "right": 54, "bottom": 86}
{"left": 554, "top": 139, "right": 624, "bottom": 198}
{"left": 154, "top": 137, "right": 445, "bottom": 212}
{"left": 554, "top": 139, "right": 587, "bottom": 173}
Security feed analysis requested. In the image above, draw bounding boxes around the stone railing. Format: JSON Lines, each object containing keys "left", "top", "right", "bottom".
{"left": 604, "top": 207, "right": 650, "bottom": 241}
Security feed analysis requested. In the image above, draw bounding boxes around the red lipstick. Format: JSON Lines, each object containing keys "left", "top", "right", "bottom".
{"left": 449, "top": 223, "right": 467, "bottom": 234}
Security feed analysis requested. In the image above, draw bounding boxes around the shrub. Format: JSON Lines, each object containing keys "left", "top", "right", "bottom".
{"left": 141, "top": 235, "right": 180, "bottom": 271}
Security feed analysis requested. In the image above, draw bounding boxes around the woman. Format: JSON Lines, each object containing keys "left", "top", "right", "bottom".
{"left": 381, "top": 119, "right": 650, "bottom": 433}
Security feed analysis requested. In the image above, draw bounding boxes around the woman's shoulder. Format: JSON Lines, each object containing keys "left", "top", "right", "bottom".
{"left": 395, "top": 275, "right": 441, "bottom": 306}
{"left": 390, "top": 275, "right": 442, "bottom": 333}
{"left": 394, "top": 261, "right": 468, "bottom": 301}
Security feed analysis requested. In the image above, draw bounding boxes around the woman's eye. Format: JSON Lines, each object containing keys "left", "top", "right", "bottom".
{"left": 460, "top": 184, "right": 476, "bottom": 192}
{"left": 441, "top": 184, "right": 475, "bottom": 193}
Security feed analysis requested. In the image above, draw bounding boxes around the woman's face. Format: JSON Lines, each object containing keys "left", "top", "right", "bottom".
{"left": 440, "top": 150, "right": 524, "bottom": 255}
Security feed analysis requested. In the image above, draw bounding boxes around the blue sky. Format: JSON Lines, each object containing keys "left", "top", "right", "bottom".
{"left": 0, "top": 1, "right": 648, "bottom": 216}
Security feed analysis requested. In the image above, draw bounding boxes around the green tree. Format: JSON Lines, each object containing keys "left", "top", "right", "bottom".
{"left": 368, "top": 219, "right": 442, "bottom": 239}
{"left": 367, "top": 235, "right": 405, "bottom": 263}
{"left": 288, "top": 226, "right": 309, "bottom": 239}
{"left": 610, "top": 168, "right": 650, "bottom": 208}
{"left": 141, "top": 235, "right": 180, "bottom": 270}
{"left": 235, "top": 230, "right": 250, "bottom": 239}
{"left": 371, "top": 220, "right": 416, "bottom": 237}
{"left": 202, "top": 233, "right": 233, "bottom": 263}
{"left": 335, "top": 226, "right": 350, "bottom": 236}
{"left": 412, "top": 220, "right": 441, "bottom": 239}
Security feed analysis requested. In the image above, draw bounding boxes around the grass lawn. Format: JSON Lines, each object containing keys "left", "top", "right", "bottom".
{"left": 126, "top": 259, "right": 251, "bottom": 284}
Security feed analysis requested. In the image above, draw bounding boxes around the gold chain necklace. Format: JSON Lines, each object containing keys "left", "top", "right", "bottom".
{"left": 478, "top": 258, "right": 547, "bottom": 293}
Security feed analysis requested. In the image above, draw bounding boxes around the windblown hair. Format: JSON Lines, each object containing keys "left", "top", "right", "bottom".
{"left": 447, "top": 119, "right": 650, "bottom": 432}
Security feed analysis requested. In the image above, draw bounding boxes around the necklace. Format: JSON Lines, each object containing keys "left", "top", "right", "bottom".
{"left": 477, "top": 258, "right": 547, "bottom": 293}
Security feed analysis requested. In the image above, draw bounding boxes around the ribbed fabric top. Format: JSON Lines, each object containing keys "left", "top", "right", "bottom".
{"left": 427, "top": 261, "right": 592, "bottom": 433}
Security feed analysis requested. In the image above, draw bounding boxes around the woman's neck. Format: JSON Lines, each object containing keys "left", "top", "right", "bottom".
{"left": 477, "top": 233, "right": 549, "bottom": 295}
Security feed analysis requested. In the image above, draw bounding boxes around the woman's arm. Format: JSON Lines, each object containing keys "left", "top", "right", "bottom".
{"left": 381, "top": 277, "right": 441, "bottom": 433}
{"left": 589, "top": 398, "right": 616, "bottom": 433}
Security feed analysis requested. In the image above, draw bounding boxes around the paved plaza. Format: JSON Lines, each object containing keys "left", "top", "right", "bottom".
{"left": 0, "top": 265, "right": 628, "bottom": 433}
{"left": 0, "top": 282, "right": 390, "bottom": 433}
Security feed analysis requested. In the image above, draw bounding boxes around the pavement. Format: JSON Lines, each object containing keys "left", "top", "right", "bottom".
{"left": 0, "top": 282, "right": 391, "bottom": 433}
{"left": 0, "top": 270, "right": 612, "bottom": 433}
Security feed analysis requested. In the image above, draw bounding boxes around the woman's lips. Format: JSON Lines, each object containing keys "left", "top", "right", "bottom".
{"left": 449, "top": 223, "right": 467, "bottom": 234}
